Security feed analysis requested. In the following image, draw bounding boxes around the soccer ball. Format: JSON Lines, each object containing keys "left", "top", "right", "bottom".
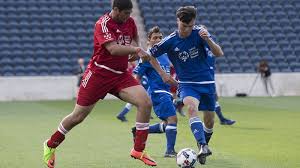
{"left": 176, "top": 148, "right": 197, "bottom": 168}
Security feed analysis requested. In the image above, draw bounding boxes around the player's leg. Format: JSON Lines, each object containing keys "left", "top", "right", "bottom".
{"left": 44, "top": 69, "right": 108, "bottom": 168}
{"left": 214, "top": 94, "right": 235, "bottom": 125}
{"left": 183, "top": 96, "right": 211, "bottom": 164}
{"left": 183, "top": 97, "right": 206, "bottom": 145}
{"left": 153, "top": 93, "right": 178, "bottom": 157}
{"left": 203, "top": 111, "right": 215, "bottom": 144}
{"left": 118, "top": 85, "right": 156, "bottom": 166}
{"left": 43, "top": 104, "right": 95, "bottom": 168}
{"left": 148, "top": 93, "right": 170, "bottom": 134}
{"left": 215, "top": 101, "right": 226, "bottom": 121}
{"left": 116, "top": 103, "right": 132, "bottom": 122}
{"left": 164, "top": 115, "right": 177, "bottom": 157}
{"left": 200, "top": 94, "right": 216, "bottom": 145}
{"left": 215, "top": 101, "right": 236, "bottom": 125}
{"left": 149, "top": 122, "right": 166, "bottom": 133}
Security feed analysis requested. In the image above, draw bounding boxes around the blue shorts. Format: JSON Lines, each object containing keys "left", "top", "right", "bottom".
{"left": 178, "top": 84, "right": 216, "bottom": 111}
{"left": 150, "top": 92, "right": 176, "bottom": 120}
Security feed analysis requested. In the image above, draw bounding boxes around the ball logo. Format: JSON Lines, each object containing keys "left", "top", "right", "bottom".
{"left": 182, "top": 151, "right": 190, "bottom": 158}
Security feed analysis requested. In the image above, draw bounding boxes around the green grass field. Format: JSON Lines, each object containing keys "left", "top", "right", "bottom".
{"left": 1, "top": 97, "right": 300, "bottom": 168}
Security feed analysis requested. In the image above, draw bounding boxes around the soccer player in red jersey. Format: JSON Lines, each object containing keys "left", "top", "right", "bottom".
{"left": 43, "top": 0, "right": 175, "bottom": 167}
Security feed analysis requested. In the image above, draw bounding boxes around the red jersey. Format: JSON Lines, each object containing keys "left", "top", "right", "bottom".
{"left": 88, "top": 13, "right": 138, "bottom": 74}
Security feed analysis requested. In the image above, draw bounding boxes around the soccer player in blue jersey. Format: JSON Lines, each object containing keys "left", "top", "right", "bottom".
{"left": 132, "top": 26, "right": 178, "bottom": 157}
{"left": 148, "top": 6, "right": 223, "bottom": 165}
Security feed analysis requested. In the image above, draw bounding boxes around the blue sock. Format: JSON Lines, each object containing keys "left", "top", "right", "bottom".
{"left": 189, "top": 117, "right": 206, "bottom": 145}
{"left": 149, "top": 122, "right": 165, "bottom": 133}
{"left": 165, "top": 123, "right": 177, "bottom": 152}
{"left": 117, "top": 103, "right": 132, "bottom": 117}
{"left": 204, "top": 126, "right": 213, "bottom": 144}
{"left": 215, "top": 101, "right": 226, "bottom": 121}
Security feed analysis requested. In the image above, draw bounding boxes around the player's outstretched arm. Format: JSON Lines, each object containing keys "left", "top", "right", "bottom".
{"left": 199, "top": 29, "right": 224, "bottom": 57}
{"left": 104, "top": 41, "right": 140, "bottom": 56}
{"left": 149, "top": 56, "right": 177, "bottom": 86}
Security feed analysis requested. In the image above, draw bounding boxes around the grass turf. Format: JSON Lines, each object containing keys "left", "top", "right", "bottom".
{"left": 0, "top": 97, "right": 299, "bottom": 168}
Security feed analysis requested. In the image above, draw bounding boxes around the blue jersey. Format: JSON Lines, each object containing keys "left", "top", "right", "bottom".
{"left": 205, "top": 46, "right": 215, "bottom": 80}
{"left": 149, "top": 26, "right": 214, "bottom": 84}
{"left": 133, "top": 53, "right": 171, "bottom": 94}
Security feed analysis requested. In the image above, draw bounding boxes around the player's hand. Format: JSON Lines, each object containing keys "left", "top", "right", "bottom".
{"left": 162, "top": 73, "right": 178, "bottom": 86}
{"left": 136, "top": 48, "right": 151, "bottom": 62}
{"left": 128, "top": 53, "right": 139, "bottom": 62}
{"left": 199, "top": 28, "right": 210, "bottom": 41}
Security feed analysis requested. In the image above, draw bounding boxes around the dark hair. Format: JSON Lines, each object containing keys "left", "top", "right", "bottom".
{"left": 176, "top": 6, "right": 197, "bottom": 24}
{"left": 147, "top": 26, "right": 162, "bottom": 39}
{"left": 112, "top": 0, "right": 133, "bottom": 11}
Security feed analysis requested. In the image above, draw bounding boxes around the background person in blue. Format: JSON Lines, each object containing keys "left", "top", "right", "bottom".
{"left": 132, "top": 26, "right": 178, "bottom": 158}
{"left": 148, "top": 6, "right": 224, "bottom": 165}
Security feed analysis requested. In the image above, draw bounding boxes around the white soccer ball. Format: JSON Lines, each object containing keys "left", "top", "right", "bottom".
{"left": 176, "top": 148, "right": 197, "bottom": 168}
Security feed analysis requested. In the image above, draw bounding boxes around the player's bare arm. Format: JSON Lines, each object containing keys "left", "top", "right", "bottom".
{"left": 104, "top": 41, "right": 140, "bottom": 56}
{"left": 149, "top": 56, "right": 177, "bottom": 86}
{"left": 199, "top": 29, "right": 223, "bottom": 57}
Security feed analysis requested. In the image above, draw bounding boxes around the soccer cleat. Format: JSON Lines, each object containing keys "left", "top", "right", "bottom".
{"left": 130, "top": 148, "right": 157, "bottom": 166}
{"left": 43, "top": 140, "right": 56, "bottom": 168}
{"left": 116, "top": 115, "right": 128, "bottom": 122}
{"left": 197, "top": 144, "right": 212, "bottom": 165}
{"left": 220, "top": 119, "right": 236, "bottom": 125}
{"left": 164, "top": 150, "right": 177, "bottom": 158}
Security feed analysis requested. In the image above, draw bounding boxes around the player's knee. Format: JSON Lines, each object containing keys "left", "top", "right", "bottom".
{"left": 139, "top": 97, "right": 152, "bottom": 110}
{"left": 167, "top": 115, "right": 177, "bottom": 124}
{"left": 187, "top": 104, "right": 197, "bottom": 116}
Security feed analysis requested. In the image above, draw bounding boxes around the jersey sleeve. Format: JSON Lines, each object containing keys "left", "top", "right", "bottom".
{"left": 149, "top": 36, "right": 171, "bottom": 58}
{"left": 94, "top": 19, "right": 116, "bottom": 46}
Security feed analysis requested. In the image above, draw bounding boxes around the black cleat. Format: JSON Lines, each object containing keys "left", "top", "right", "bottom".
{"left": 116, "top": 116, "right": 128, "bottom": 122}
{"left": 220, "top": 119, "right": 236, "bottom": 125}
{"left": 197, "top": 144, "right": 212, "bottom": 165}
{"left": 164, "top": 150, "right": 177, "bottom": 158}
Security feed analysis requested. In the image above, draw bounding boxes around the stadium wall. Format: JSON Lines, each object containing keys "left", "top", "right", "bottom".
{"left": 0, "top": 73, "right": 299, "bottom": 101}
{"left": 216, "top": 73, "right": 300, "bottom": 97}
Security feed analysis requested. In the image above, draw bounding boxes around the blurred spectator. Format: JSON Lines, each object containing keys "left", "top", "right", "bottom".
{"left": 75, "top": 58, "right": 85, "bottom": 96}
{"left": 258, "top": 60, "right": 275, "bottom": 96}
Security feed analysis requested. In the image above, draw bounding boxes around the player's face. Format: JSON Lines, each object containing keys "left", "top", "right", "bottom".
{"left": 148, "top": 33, "right": 163, "bottom": 47}
{"left": 78, "top": 58, "right": 84, "bottom": 65}
{"left": 116, "top": 8, "right": 132, "bottom": 23}
{"left": 177, "top": 18, "right": 195, "bottom": 38}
